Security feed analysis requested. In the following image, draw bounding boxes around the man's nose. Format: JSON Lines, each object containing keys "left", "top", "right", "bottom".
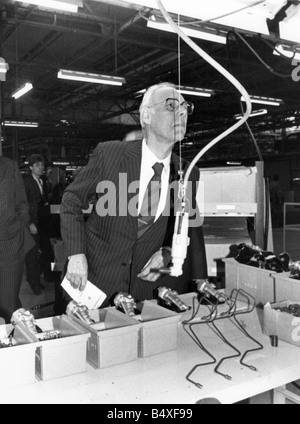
{"left": 178, "top": 104, "right": 188, "bottom": 117}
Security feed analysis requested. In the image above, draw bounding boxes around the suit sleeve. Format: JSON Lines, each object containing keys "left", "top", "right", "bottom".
{"left": 187, "top": 165, "right": 208, "bottom": 280}
{"left": 60, "top": 143, "right": 104, "bottom": 257}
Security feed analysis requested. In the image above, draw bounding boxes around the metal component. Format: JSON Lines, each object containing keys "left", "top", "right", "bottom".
{"left": 230, "top": 288, "right": 264, "bottom": 370}
{"left": 195, "top": 279, "right": 227, "bottom": 303}
{"left": 182, "top": 288, "right": 264, "bottom": 389}
{"left": 66, "top": 301, "right": 95, "bottom": 325}
{"left": 158, "top": 286, "right": 190, "bottom": 312}
{"left": 10, "top": 308, "right": 38, "bottom": 334}
{"left": 114, "top": 293, "right": 137, "bottom": 316}
{"left": 150, "top": 268, "right": 171, "bottom": 274}
{"left": 0, "top": 337, "right": 15, "bottom": 349}
{"left": 37, "top": 331, "right": 61, "bottom": 341}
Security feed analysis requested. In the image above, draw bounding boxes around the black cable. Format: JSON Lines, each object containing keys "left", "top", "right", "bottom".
{"left": 240, "top": 99, "right": 264, "bottom": 162}
{"left": 226, "top": 31, "right": 271, "bottom": 248}
{"left": 226, "top": 31, "right": 264, "bottom": 162}
{"left": 261, "top": 37, "right": 296, "bottom": 61}
{"left": 264, "top": 177, "right": 270, "bottom": 251}
{"left": 231, "top": 30, "right": 292, "bottom": 79}
{"left": 230, "top": 289, "right": 264, "bottom": 371}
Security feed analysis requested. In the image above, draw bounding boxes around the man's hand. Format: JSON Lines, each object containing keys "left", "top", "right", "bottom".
{"left": 66, "top": 254, "right": 88, "bottom": 291}
{"left": 29, "top": 223, "right": 38, "bottom": 235}
{"left": 137, "top": 248, "right": 171, "bottom": 282}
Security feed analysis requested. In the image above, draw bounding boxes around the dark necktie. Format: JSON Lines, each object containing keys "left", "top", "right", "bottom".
{"left": 36, "top": 177, "right": 44, "bottom": 195}
{"left": 138, "top": 162, "right": 164, "bottom": 238}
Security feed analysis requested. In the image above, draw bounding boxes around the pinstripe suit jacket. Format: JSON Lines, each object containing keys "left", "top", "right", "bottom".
{"left": 0, "top": 157, "right": 34, "bottom": 263}
{"left": 60, "top": 140, "right": 207, "bottom": 303}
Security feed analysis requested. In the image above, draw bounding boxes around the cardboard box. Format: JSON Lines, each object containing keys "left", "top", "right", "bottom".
{"left": 25, "top": 315, "right": 90, "bottom": 381}
{"left": 272, "top": 272, "right": 300, "bottom": 303}
{"left": 0, "top": 324, "right": 37, "bottom": 389}
{"left": 223, "top": 258, "right": 277, "bottom": 305}
{"left": 264, "top": 301, "right": 300, "bottom": 347}
{"left": 135, "top": 301, "right": 180, "bottom": 358}
{"left": 69, "top": 307, "right": 140, "bottom": 369}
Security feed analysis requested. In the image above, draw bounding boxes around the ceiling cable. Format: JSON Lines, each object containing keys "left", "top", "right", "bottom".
{"left": 177, "top": 13, "right": 183, "bottom": 181}
{"left": 231, "top": 30, "right": 292, "bottom": 79}
{"left": 156, "top": 0, "right": 252, "bottom": 187}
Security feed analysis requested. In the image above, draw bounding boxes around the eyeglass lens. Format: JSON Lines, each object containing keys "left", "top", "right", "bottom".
{"left": 165, "top": 98, "right": 194, "bottom": 115}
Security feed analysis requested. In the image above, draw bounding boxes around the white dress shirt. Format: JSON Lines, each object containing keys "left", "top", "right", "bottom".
{"left": 138, "top": 139, "right": 171, "bottom": 221}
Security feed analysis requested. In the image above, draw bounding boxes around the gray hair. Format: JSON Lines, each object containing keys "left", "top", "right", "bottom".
{"left": 139, "top": 82, "right": 177, "bottom": 129}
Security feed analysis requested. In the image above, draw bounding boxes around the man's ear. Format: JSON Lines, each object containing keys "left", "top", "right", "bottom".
{"left": 142, "top": 107, "right": 151, "bottom": 125}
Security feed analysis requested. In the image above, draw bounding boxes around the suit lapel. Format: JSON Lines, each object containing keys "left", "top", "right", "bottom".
{"left": 30, "top": 175, "right": 42, "bottom": 197}
{"left": 119, "top": 141, "right": 142, "bottom": 235}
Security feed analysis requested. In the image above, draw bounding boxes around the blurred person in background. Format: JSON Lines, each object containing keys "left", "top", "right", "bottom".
{"left": 24, "top": 154, "right": 55, "bottom": 295}
{"left": 269, "top": 174, "right": 284, "bottom": 228}
{"left": 0, "top": 155, "right": 35, "bottom": 322}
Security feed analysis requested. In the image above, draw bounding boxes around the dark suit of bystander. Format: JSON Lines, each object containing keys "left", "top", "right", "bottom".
{"left": 0, "top": 156, "right": 35, "bottom": 322}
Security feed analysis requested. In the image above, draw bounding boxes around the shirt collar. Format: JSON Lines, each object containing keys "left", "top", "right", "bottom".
{"left": 142, "top": 139, "right": 171, "bottom": 174}
{"left": 32, "top": 174, "right": 42, "bottom": 183}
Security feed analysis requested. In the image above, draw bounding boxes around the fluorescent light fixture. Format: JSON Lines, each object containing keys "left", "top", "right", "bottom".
{"left": 135, "top": 86, "right": 215, "bottom": 98}
{"left": 273, "top": 44, "right": 300, "bottom": 60}
{"left": 241, "top": 95, "right": 283, "bottom": 106}
{"left": 234, "top": 109, "right": 268, "bottom": 119}
{"left": 177, "top": 86, "right": 215, "bottom": 97}
{"left": 4, "top": 121, "right": 39, "bottom": 128}
{"left": 11, "top": 0, "right": 83, "bottom": 13}
{"left": 0, "top": 58, "right": 9, "bottom": 74}
{"left": 120, "top": 0, "right": 287, "bottom": 36}
{"left": 147, "top": 16, "right": 227, "bottom": 44}
{"left": 58, "top": 69, "right": 126, "bottom": 86}
{"left": 12, "top": 83, "right": 33, "bottom": 100}
{"left": 0, "top": 58, "right": 9, "bottom": 81}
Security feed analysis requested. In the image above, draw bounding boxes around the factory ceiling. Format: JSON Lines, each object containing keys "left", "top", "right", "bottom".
{"left": 1, "top": 0, "right": 300, "bottom": 165}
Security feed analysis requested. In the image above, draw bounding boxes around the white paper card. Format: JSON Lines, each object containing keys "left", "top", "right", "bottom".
{"left": 61, "top": 276, "right": 107, "bottom": 310}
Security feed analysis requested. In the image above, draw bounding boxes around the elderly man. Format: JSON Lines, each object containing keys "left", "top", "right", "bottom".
{"left": 60, "top": 82, "right": 207, "bottom": 305}
{"left": 0, "top": 156, "right": 34, "bottom": 322}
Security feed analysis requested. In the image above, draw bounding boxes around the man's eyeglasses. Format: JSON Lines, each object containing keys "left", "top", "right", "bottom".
{"left": 148, "top": 98, "right": 194, "bottom": 115}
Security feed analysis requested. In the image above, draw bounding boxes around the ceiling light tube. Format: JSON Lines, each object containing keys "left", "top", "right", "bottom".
{"left": 11, "top": 0, "right": 82, "bottom": 13}
{"left": 241, "top": 95, "right": 283, "bottom": 106}
{"left": 4, "top": 121, "right": 39, "bottom": 128}
{"left": 12, "top": 83, "right": 33, "bottom": 100}
{"left": 58, "top": 69, "right": 126, "bottom": 86}
{"left": 0, "top": 59, "right": 8, "bottom": 74}
{"left": 147, "top": 16, "right": 227, "bottom": 44}
{"left": 234, "top": 109, "right": 268, "bottom": 120}
{"left": 177, "top": 86, "right": 215, "bottom": 97}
